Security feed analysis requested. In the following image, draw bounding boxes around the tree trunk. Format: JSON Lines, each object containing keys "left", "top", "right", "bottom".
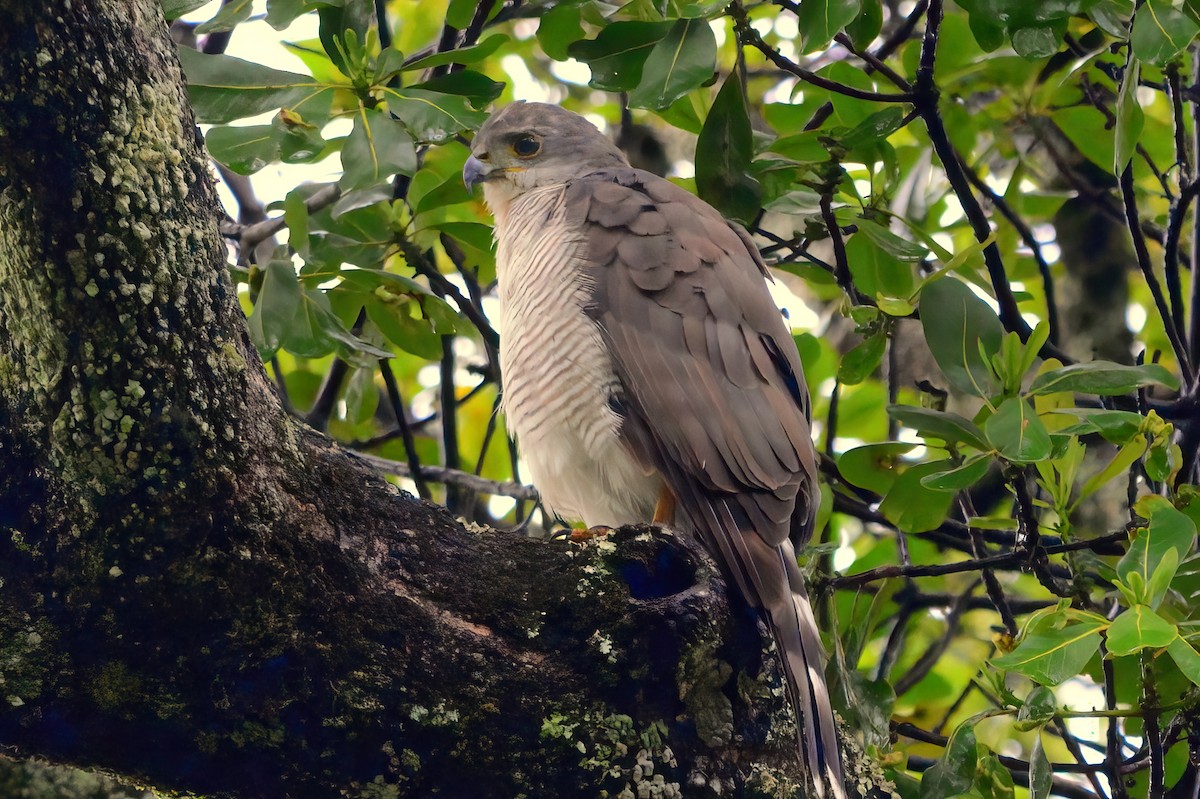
{"left": 0, "top": 4, "right": 854, "bottom": 797}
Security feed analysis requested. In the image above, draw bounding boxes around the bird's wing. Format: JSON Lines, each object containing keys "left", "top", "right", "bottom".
{"left": 565, "top": 167, "right": 843, "bottom": 798}
{"left": 567, "top": 166, "right": 817, "bottom": 551}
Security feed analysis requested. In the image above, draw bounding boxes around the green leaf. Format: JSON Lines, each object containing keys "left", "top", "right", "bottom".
{"left": 1115, "top": 59, "right": 1144, "bottom": 173}
{"left": 162, "top": 0, "right": 211, "bottom": 20}
{"left": 1117, "top": 497, "right": 1197, "bottom": 606}
{"left": 317, "top": 1, "right": 373, "bottom": 75}
{"left": 969, "top": 14, "right": 1006, "bottom": 50}
{"left": 991, "top": 608, "right": 1108, "bottom": 686}
{"left": 568, "top": 22, "right": 672, "bottom": 92}
{"left": 248, "top": 259, "right": 303, "bottom": 359}
{"left": 919, "top": 723, "right": 977, "bottom": 799}
{"left": 177, "top": 47, "right": 335, "bottom": 125}
{"left": 1167, "top": 636, "right": 1200, "bottom": 687}
{"left": 695, "top": 73, "right": 762, "bottom": 224}
{"left": 844, "top": 0, "right": 884, "bottom": 49}
{"left": 1049, "top": 409, "right": 1144, "bottom": 444}
{"left": 886, "top": 405, "right": 991, "bottom": 450}
{"left": 340, "top": 107, "right": 418, "bottom": 190}
{"left": 537, "top": 4, "right": 586, "bottom": 61}
{"left": 768, "top": 131, "right": 828, "bottom": 163}
{"left": 1106, "top": 605, "right": 1178, "bottom": 656}
{"left": 1131, "top": 0, "right": 1199, "bottom": 67}
{"left": 1015, "top": 686, "right": 1056, "bottom": 731}
{"left": 1029, "top": 361, "right": 1179, "bottom": 396}
{"left": 825, "top": 62, "right": 877, "bottom": 126}
{"left": 763, "top": 189, "right": 824, "bottom": 217}
{"left": 402, "top": 34, "right": 510, "bottom": 71}
{"left": 976, "top": 747, "right": 1016, "bottom": 799}
{"left": 206, "top": 124, "right": 278, "bottom": 175}
{"left": 284, "top": 187, "right": 311, "bottom": 257}
{"left": 366, "top": 298, "right": 443, "bottom": 359}
{"left": 968, "top": 516, "right": 1019, "bottom": 530}
{"left": 1091, "top": 0, "right": 1133, "bottom": 38}
{"left": 838, "top": 330, "right": 886, "bottom": 385}
{"left": 1145, "top": 547, "right": 1181, "bottom": 610}
{"left": 919, "top": 277, "right": 1004, "bottom": 397}
{"left": 878, "top": 461, "right": 956, "bottom": 533}
{"left": 628, "top": 19, "right": 716, "bottom": 110}
{"left": 851, "top": 220, "right": 929, "bottom": 261}
{"left": 265, "top": 0, "right": 316, "bottom": 29}
{"left": 293, "top": 288, "right": 391, "bottom": 360}
{"left": 274, "top": 110, "right": 328, "bottom": 163}
{"left": 838, "top": 443, "right": 915, "bottom": 495}
{"left": 411, "top": 71, "right": 505, "bottom": 109}
{"left": 1011, "top": 26, "right": 1060, "bottom": 59}
{"left": 446, "top": 0, "right": 476, "bottom": 28}
{"left": 372, "top": 47, "right": 408, "bottom": 86}
{"left": 342, "top": 366, "right": 380, "bottom": 425}
{"left": 798, "top": 0, "right": 864, "bottom": 53}
{"left": 1029, "top": 735, "right": 1052, "bottom": 799}
{"left": 1075, "top": 437, "right": 1147, "bottom": 507}
{"left": 845, "top": 231, "right": 918, "bottom": 301}
{"left": 985, "top": 398, "right": 1053, "bottom": 464}
{"left": 423, "top": 296, "right": 461, "bottom": 335}
{"left": 841, "top": 107, "right": 910, "bottom": 150}
{"left": 381, "top": 87, "right": 488, "bottom": 141}
{"left": 920, "top": 455, "right": 991, "bottom": 492}
{"left": 195, "top": 0, "right": 253, "bottom": 34}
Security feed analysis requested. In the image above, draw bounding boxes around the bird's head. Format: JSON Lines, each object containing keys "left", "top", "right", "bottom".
{"left": 464, "top": 102, "right": 627, "bottom": 213}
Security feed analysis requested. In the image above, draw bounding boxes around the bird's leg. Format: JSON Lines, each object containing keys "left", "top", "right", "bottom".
{"left": 652, "top": 484, "right": 676, "bottom": 525}
{"left": 569, "top": 525, "right": 613, "bottom": 542}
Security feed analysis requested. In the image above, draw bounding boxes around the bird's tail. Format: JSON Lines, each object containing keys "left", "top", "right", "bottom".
{"left": 763, "top": 546, "right": 846, "bottom": 799}
{"left": 668, "top": 486, "right": 847, "bottom": 798}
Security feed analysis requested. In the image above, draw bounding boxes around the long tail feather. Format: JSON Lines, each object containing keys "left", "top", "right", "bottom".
{"left": 766, "top": 549, "right": 846, "bottom": 799}
{"left": 690, "top": 496, "right": 846, "bottom": 799}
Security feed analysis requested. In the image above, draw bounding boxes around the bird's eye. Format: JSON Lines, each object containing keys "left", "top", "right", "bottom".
{"left": 512, "top": 136, "right": 541, "bottom": 157}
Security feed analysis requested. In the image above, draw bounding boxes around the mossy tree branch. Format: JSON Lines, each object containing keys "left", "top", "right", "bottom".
{"left": 0, "top": 3, "right": 874, "bottom": 798}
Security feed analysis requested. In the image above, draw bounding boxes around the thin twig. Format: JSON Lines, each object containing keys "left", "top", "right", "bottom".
{"left": 379, "top": 359, "right": 432, "bottom": 500}
{"left": 831, "top": 531, "right": 1126, "bottom": 589}
{"left": 439, "top": 334, "right": 462, "bottom": 512}
{"left": 959, "top": 493, "right": 1019, "bottom": 635}
{"left": 893, "top": 579, "right": 978, "bottom": 695}
{"left": 732, "top": 4, "right": 914, "bottom": 103}
{"left": 1119, "top": 165, "right": 1194, "bottom": 384}
{"left": 962, "top": 164, "right": 1061, "bottom": 344}
{"left": 351, "top": 450, "right": 539, "bottom": 501}
{"left": 913, "top": 0, "right": 1070, "bottom": 363}
{"left": 234, "top": 184, "right": 342, "bottom": 265}
{"left": 1143, "top": 650, "right": 1165, "bottom": 799}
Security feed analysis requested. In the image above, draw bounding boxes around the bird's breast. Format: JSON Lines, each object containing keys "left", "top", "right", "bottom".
{"left": 492, "top": 186, "right": 659, "bottom": 526}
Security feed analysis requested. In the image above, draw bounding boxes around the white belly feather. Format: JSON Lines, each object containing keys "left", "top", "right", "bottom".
{"left": 489, "top": 184, "right": 659, "bottom": 527}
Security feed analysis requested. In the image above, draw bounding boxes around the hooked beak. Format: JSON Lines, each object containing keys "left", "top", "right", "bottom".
{"left": 463, "top": 155, "right": 490, "bottom": 191}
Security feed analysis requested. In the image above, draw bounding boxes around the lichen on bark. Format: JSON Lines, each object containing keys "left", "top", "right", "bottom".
{"left": 0, "top": 3, "right": 870, "bottom": 798}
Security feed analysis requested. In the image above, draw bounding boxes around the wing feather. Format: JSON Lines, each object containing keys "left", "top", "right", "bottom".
{"left": 565, "top": 167, "right": 843, "bottom": 798}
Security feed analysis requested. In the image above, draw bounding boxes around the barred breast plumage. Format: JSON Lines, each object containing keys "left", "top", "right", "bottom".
{"left": 491, "top": 182, "right": 660, "bottom": 527}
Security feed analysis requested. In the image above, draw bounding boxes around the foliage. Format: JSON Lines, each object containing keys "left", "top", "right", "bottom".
{"left": 168, "top": 0, "right": 1200, "bottom": 795}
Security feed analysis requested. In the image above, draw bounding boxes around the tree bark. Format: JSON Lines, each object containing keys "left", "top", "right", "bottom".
{"left": 0, "top": 4, "right": 857, "bottom": 797}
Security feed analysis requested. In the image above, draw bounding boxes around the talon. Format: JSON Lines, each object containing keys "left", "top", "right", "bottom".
{"left": 570, "top": 525, "right": 613, "bottom": 542}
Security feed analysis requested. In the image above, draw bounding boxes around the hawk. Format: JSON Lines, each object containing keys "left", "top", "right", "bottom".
{"left": 464, "top": 102, "right": 844, "bottom": 798}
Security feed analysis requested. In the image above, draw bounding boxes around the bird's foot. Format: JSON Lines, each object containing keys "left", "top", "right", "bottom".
{"left": 569, "top": 525, "right": 613, "bottom": 542}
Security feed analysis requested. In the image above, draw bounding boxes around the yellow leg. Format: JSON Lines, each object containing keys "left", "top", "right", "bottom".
{"left": 569, "top": 525, "right": 612, "bottom": 542}
{"left": 652, "top": 485, "right": 676, "bottom": 525}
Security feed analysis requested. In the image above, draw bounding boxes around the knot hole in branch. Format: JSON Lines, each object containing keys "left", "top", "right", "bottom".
{"left": 605, "top": 525, "right": 702, "bottom": 601}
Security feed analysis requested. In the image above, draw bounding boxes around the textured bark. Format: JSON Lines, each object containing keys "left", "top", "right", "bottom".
{"left": 0, "top": 3, "right": 862, "bottom": 798}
